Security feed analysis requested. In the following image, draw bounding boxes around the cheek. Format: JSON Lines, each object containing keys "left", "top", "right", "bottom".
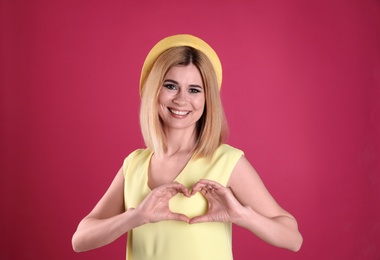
{"left": 157, "top": 92, "right": 165, "bottom": 105}
{"left": 157, "top": 94, "right": 168, "bottom": 110}
{"left": 196, "top": 97, "right": 206, "bottom": 111}
{"left": 157, "top": 103, "right": 166, "bottom": 119}
{"left": 156, "top": 96, "right": 165, "bottom": 116}
{"left": 158, "top": 90, "right": 173, "bottom": 105}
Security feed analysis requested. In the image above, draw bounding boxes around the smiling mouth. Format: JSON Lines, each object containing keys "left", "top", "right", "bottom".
{"left": 168, "top": 108, "right": 190, "bottom": 116}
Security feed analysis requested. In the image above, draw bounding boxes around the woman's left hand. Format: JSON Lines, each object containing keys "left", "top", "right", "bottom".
{"left": 189, "top": 179, "right": 244, "bottom": 224}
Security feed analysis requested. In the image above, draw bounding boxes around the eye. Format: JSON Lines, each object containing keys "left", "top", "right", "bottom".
{"left": 189, "top": 88, "right": 201, "bottom": 93}
{"left": 163, "top": 84, "right": 177, "bottom": 90}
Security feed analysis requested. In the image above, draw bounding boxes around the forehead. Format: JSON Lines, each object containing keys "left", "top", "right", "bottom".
{"left": 165, "top": 64, "right": 203, "bottom": 84}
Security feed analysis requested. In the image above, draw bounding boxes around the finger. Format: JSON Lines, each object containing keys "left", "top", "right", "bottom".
{"left": 204, "top": 180, "right": 225, "bottom": 190}
{"left": 191, "top": 179, "right": 225, "bottom": 194}
{"left": 197, "top": 179, "right": 222, "bottom": 186}
{"left": 189, "top": 215, "right": 210, "bottom": 224}
{"left": 199, "top": 187, "right": 216, "bottom": 199}
{"left": 199, "top": 187, "right": 207, "bottom": 196}
{"left": 167, "top": 182, "right": 190, "bottom": 197}
{"left": 175, "top": 185, "right": 191, "bottom": 197}
{"left": 167, "top": 181, "right": 186, "bottom": 190}
{"left": 203, "top": 182, "right": 229, "bottom": 196}
{"left": 207, "top": 185, "right": 216, "bottom": 192}
{"left": 191, "top": 181, "right": 209, "bottom": 195}
{"left": 167, "top": 213, "right": 190, "bottom": 223}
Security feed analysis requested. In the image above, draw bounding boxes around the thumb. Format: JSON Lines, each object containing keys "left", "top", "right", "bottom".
{"left": 168, "top": 212, "right": 190, "bottom": 223}
{"left": 189, "top": 215, "right": 209, "bottom": 224}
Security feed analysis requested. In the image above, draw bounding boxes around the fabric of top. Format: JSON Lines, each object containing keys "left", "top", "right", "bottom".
{"left": 122, "top": 144, "right": 244, "bottom": 260}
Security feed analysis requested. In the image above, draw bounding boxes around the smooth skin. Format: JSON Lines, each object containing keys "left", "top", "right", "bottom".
{"left": 72, "top": 64, "right": 303, "bottom": 253}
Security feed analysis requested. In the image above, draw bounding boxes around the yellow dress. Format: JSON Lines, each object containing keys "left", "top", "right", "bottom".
{"left": 123, "top": 144, "right": 243, "bottom": 260}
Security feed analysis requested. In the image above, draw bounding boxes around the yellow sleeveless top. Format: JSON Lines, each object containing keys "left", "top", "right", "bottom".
{"left": 122, "top": 144, "right": 243, "bottom": 260}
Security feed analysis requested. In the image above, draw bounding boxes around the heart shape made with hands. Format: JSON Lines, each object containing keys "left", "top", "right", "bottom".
{"left": 169, "top": 190, "right": 208, "bottom": 219}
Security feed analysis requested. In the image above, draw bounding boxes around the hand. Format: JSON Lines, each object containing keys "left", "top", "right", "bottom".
{"left": 189, "top": 179, "right": 243, "bottom": 224}
{"left": 136, "top": 182, "right": 191, "bottom": 224}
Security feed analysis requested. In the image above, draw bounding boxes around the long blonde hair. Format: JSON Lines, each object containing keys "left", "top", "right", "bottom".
{"left": 139, "top": 46, "right": 228, "bottom": 158}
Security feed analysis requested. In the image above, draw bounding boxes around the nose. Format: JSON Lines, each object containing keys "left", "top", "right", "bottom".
{"left": 172, "top": 89, "right": 186, "bottom": 105}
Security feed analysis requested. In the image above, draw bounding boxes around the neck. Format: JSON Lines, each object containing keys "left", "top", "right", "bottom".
{"left": 163, "top": 128, "right": 198, "bottom": 156}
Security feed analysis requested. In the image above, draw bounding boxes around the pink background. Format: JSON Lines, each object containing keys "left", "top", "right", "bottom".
{"left": 1, "top": 0, "right": 379, "bottom": 259}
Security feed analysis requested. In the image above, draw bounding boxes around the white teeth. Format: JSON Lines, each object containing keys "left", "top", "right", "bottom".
{"left": 169, "top": 109, "right": 189, "bottom": 116}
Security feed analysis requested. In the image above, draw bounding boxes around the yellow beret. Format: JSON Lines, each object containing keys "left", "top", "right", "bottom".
{"left": 139, "top": 34, "right": 222, "bottom": 95}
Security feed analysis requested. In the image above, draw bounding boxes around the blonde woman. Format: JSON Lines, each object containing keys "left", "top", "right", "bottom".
{"left": 72, "top": 34, "right": 303, "bottom": 260}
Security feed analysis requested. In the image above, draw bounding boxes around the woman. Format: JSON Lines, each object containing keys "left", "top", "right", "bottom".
{"left": 72, "top": 34, "right": 303, "bottom": 259}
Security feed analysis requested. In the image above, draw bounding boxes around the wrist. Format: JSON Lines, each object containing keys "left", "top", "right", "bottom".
{"left": 232, "top": 205, "right": 255, "bottom": 227}
{"left": 126, "top": 208, "right": 148, "bottom": 227}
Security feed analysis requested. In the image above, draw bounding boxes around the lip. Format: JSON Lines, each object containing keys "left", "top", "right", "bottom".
{"left": 168, "top": 108, "right": 191, "bottom": 116}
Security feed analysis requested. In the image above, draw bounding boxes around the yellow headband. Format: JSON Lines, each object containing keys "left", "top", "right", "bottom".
{"left": 139, "top": 34, "right": 222, "bottom": 95}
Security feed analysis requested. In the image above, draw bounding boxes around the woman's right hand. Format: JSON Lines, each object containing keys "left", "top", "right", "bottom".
{"left": 72, "top": 173, "right": 190, "bottom": 252}
{"left": 135, "top": 182, "right": 191, "bottom": 223}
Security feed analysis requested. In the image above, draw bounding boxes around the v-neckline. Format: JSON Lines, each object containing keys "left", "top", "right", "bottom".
{"left": 146, "top": 150, "right": 195, "bottom": 191}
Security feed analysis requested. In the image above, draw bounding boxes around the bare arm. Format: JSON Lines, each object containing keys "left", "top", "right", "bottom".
{"left": 72, "top": 168, "right": 190, "bottom": 252}
{"left": 71, "top": 168, "right": 141, "bottom": 252}
{"left": 191, "top": 156, "right": 303, "bottom": 252}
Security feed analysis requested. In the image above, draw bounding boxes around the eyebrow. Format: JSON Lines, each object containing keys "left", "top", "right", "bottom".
{"left": 163, "top": 79, "right": 203, "bottom": 89}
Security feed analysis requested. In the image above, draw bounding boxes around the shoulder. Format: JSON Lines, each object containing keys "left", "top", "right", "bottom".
{"left": 215, "top": 144, "right": 244, "bottom": 158}
{"left": 123, "top": 148, "right": 151, "bottom": 161}
{"left": 122, "top": 148, "right": 152, "bottom": 173}
{"left": 227, "top": 151, "right": 261, "bottom": 191}
{"left": 208, "top": 144, "right": 245, "bottom": 171}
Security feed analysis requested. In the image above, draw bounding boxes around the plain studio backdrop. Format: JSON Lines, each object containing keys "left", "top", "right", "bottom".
{"left": 1, "top": 0, "right": 379, "bottom": 259}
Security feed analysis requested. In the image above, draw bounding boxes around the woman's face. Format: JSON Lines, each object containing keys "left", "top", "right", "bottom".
{"left": 158, "top": 64, "right": 205, "bottom": 132}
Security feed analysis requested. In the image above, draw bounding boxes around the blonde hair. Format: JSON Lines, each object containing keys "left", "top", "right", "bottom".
{"left": 140, "top": 46, "right": 228, "bottom": 158}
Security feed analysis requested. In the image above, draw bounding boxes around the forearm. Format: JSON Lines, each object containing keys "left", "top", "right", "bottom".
{"left": 234, "top": 206, "right": 303, "bottom": 252}
{"left": 72, "top": 208, "right": 144, "bottom": 252}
